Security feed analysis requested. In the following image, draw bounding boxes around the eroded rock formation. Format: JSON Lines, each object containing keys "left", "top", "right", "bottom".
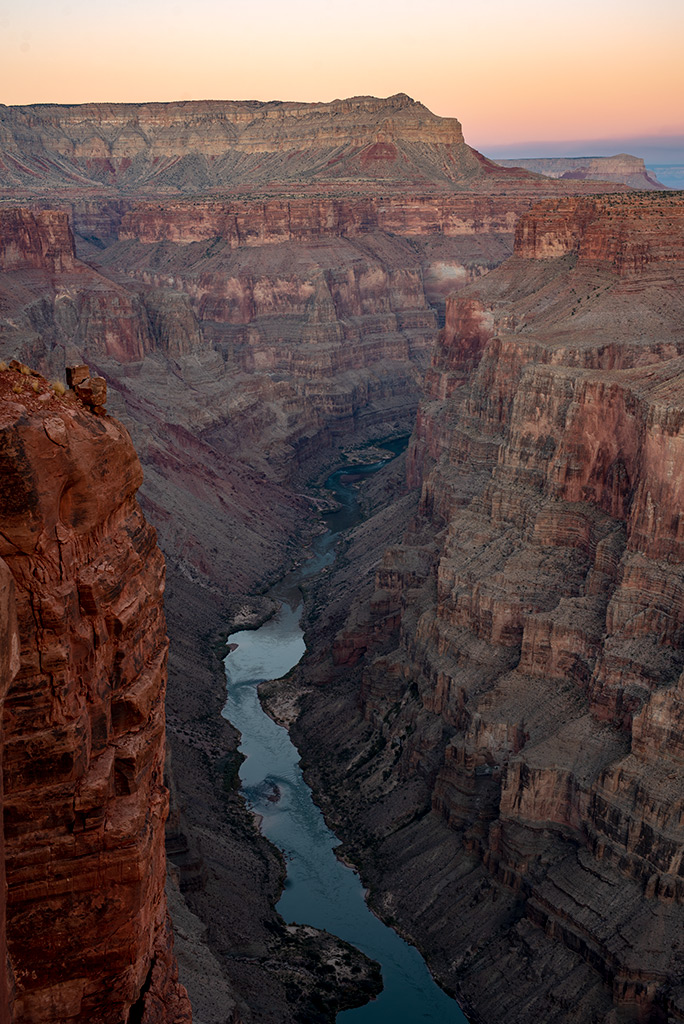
{"left": 287, "top": 192, "right": 684, "bottom": 1024}
{"left": 0, "top": 364, "right": 191, "bottom": 1022}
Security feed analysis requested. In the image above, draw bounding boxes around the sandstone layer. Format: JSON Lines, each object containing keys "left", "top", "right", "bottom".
{"left": 0, "top": 364, "right": 191, "bottom": 1022}
{"left": 286, "top": 192, "right": 684, "bottom": 1024}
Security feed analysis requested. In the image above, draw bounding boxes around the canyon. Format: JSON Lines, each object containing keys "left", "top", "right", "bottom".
{"left": 0, "top": 94, "right": 681, "bottom": 1023}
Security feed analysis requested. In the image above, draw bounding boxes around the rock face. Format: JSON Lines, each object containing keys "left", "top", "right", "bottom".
{"left": 0, "top": 559, "right": 19, "bottom": 1024}
{"left": 0, "top": 365, "right": 190, "bottom": 1022}
{"left": 495, "top": 154, "right": 669, "bottom": 190}
{"left": 290, "top": 192, "right": 684, "bottom": 1024}
{"left": 0, "top": 208, "right": 76, "bottom": 271}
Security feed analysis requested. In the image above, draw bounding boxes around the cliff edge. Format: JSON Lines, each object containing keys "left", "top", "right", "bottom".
{"left": 0, "top": 363, "right": 190, "bottom": 1022}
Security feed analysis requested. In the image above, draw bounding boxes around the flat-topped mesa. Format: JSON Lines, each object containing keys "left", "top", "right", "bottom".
{"left": 496, "top": 154, "right": 669, "bottom": 191}
{"left": 2, "top": 93, "right": 464, "bottom": 152}
{"left": 0, "top": 364, "right": 190, "bottom": 1022}
{"left": 0, "top": 94, "right": 538, "bottom": 193}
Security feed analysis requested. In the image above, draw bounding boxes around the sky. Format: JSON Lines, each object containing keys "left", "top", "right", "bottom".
{"left": 1, "top": 0, "right": 683, "bottom": 158}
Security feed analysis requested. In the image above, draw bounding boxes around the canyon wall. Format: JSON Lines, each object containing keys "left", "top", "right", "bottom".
{"left": 0, "top": 364, "right": 190, "bottom": 1021}
{"left": 0, "top": 191, "right": 535, "bottom": 593}
{"left": 290, "top": 192, "right": 684, "bottom": 1024}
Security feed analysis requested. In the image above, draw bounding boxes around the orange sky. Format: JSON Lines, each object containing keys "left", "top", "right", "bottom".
{"left": 1, "top": 0, "right": 683, "bottom": 149}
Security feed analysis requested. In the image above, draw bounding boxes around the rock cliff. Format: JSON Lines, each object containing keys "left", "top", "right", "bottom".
{"left": 287, "top": 192, "right": 684, "bottom": 1024}
{"left": 0, "top": 363, "right": 191, "bottom": 1022}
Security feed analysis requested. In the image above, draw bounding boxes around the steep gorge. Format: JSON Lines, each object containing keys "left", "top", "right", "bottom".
{"left": 0, "top": 95, "right": 666, "bottom": 1023}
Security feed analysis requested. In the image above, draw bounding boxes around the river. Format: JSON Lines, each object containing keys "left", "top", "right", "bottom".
{"left": 222, "top": 444, "right": 467, "bottom": 1023}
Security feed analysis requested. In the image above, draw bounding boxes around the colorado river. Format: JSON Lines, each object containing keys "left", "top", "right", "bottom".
{"left": 223, "top": 446, "right": 467, "bottom": 1022}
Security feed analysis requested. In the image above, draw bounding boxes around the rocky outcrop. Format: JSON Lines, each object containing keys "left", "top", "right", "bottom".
{"left": 289, "top": 192, "right": 684, "bottom": 1024}
{"left": 0, "top": 363, "right": 190, "bottom": 1022}
{"left": 495, "top": 155, "right": 669, "bottom": 191}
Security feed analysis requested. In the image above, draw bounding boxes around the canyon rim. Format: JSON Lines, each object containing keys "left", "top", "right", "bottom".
{"left": 0, "top": 94, "right": 682, "bottom": 1023}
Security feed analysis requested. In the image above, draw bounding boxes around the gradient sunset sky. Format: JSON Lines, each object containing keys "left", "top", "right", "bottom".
{"left": 1, "top": 0, "right": 683, "bottom": 152}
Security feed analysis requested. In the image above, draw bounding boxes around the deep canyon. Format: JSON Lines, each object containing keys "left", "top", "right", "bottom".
{"left": 0, "top": 94, "right": 682, "bottom": 1024}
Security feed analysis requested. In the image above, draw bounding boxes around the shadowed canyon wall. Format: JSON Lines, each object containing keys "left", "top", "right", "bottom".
{"left": 287, "top": 192, "right": 684, "bottom": 1024}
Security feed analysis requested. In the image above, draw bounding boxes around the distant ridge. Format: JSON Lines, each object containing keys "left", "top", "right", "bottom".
{"left": 494, "top": 154, "right": 669, "bottom": 190}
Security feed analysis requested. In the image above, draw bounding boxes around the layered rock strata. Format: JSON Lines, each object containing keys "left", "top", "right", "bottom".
{"left": 0, "top": 94, "right": 511, "bottom": 193}
{"left": 288, "top": 192, "right": 684, "bottom": 1024}
{"left": 0, "top": 364, "right": 191, "bottom": 1021}
{"left": 0, "top": 104, "right": 633, "bottom": 1023}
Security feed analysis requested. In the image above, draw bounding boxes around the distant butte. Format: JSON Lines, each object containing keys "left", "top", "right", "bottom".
{"left": 495, "top": 154, "right": 669, "bottom": 190}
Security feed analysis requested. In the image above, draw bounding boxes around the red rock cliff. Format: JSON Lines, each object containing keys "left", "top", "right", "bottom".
{"left": 0, "top": 365, "right": 190, "bottom": 1023}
